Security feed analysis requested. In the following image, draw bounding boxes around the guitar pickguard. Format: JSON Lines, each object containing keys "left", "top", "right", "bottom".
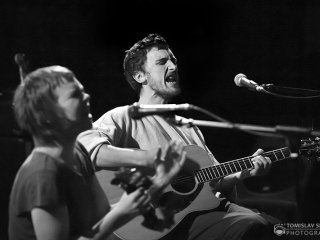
{"left": 158, "top": 183, "right": 204, "bottom": 214}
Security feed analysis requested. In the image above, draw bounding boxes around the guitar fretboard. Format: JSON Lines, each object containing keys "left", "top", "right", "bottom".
{"left": 194, "top": 147, "right": 291, "bottom": 183}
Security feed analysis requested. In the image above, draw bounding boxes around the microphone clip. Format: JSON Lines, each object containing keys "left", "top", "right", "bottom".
{"left": 166, "top": 115, "right": 195, "bottom": 128}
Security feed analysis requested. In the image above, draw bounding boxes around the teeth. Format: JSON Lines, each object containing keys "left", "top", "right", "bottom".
{"left": 166, "top": 76, "right": 175, "bottom": 82}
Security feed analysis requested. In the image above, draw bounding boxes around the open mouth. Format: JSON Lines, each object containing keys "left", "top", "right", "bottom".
{"left": 82, "top": 111, "right": 91, "bottom": 118}
{"left": 165, "top": 73, "right": 178, "bottom": 83}
{"left": 166, "top": 76, "right": 176, "bottom": 83}
{"left": 82, "top": 106, "right": 92, "bottom": 118}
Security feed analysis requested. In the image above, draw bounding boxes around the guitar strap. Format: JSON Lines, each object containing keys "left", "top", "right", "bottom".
{"left": 170, "top": 125, "right": 195, "bottom": 145}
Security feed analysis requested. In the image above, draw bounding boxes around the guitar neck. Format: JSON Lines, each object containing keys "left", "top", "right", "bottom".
{"left": 194, "top": 147, "right": 291, "bottom": 183}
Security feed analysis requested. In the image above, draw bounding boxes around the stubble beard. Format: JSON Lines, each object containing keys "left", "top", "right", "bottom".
{"left": 147, "top": 74, "right": 181, "bottom": 100}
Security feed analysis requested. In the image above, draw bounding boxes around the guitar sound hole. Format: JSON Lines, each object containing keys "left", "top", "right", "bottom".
{"left": 171, "top": 169, "right": 196, "bottom": 194}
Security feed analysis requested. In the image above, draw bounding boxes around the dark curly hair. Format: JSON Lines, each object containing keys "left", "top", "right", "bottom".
{"left": 123, "top": 34, "right": 170, "bottom": 93}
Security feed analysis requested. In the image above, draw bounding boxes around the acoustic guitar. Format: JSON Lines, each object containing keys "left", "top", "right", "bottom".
{"left": 95, "top": 139, "right": 319, "bottom": 240}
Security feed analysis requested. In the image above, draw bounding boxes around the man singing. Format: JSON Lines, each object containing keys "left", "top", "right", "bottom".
{"left": 78, "top": 34, "right": 281, "bottom": 240}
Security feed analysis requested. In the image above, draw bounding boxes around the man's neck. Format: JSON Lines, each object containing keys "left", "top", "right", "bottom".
{"left": 138, "top": 89, "right": 169, "bottom": 105}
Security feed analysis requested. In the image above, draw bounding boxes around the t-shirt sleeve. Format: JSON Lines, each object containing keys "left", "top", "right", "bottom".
{"left": 75, "top": 140, "right": 96, "bottom": 174}
{"left": 17, "top": 170, "right": 66, "bottom": 216}
{"left": 77, "top": 106, "right": 129, "bottom": 162}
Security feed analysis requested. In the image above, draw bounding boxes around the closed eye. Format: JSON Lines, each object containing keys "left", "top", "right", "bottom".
{"left": 156, "top": 58, "right": 168, "bottom": 65}
{"left": 69, "top": 87, "right": 86, "bottom": 99}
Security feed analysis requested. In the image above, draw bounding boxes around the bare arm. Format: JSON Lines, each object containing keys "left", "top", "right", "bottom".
{"left": 95, "top": 144, "right": 159, "bottom": 169}
{"left": 32, "top": 206, "right": 69, "bottom": 240}
{"left": 83, "top": 188, "right": 150, "bottom": 240}
{"left": 31, "top": 191, "right": 149, "bottom": 240}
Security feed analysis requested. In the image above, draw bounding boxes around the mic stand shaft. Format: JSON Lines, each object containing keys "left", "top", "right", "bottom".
{"left": 168, "top": 116, "right": 320, "bottom": 137}
{"left": 262, "top": 84, "right": 320, "bottom": 96}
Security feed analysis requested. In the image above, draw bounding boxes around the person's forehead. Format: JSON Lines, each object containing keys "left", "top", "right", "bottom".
{"left": 72, "top": 77, "right": 83, "bottom": 89}
{"left": 56, "top": 77, "right": 81, "bottom": 95}
{"left": 146, "top": 47, "right": 174, "bottom": 60}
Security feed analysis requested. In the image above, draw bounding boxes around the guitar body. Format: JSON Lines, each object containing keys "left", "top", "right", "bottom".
{"left": 95, "top": 139, "right": 318, "bottom": 239}
{"left": 96, "top": 145, "right": 220, "bottom": 240}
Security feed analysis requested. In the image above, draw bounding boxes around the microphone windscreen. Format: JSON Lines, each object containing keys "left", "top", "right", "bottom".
{"left": 234, "top": 73, "right": 246, "bottom": 87}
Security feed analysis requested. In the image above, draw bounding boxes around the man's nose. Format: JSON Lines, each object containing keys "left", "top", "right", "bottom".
{"left": 167, "top": 60, "right": 177, "bottom": 70}
{"left": 84, "top": 93, "right": 91, "bottom": 103}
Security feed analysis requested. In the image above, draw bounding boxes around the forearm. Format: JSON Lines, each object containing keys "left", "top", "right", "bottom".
{"left": 83, "top": 206, "right": 132, "bottom": 240}
{"left": 219, "top": 173, "right": 241, "bottom": 193}
{"left": 213, "top": 171, "right": 251, "bottom": 202}
{"left": 95, "top": 144, "right": 153, "bottom": 169}
{"left": 217, "top": 169, "right": 253, "bottom": 192}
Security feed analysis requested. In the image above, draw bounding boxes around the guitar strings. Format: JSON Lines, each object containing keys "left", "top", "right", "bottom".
{"left": 170, "top": 148, "right": 291, "bottom": 185}
{"left": 171, "top": 142, "right": 317, "bottom": 185}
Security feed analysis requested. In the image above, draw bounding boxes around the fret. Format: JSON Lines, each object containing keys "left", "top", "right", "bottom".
{"left": 201, "top": 171, "right": 207, "bottom": 182}
{"left": 220, "top": 165, "right": 228, "bottom": 175}
{"left": 201, "top": 169, "right": 207, "bottom": 181}
{"left": 276, "top": 148, "right": 290, "bottom": 161}
{"left": 250, "top": 158, "right": 255, "bottom": 168}
{"left": 224, "top": 163, "right": 233, "bottom": 175}
{"left": 208, "top": 167, "right": 217, "bottom": 179}
{"left": 194, "top": 146, "right": 293, "bottom": 183}
{"left": 243, "top": 159, "right": 249, "bottom": 169}
{"left": 198, "top": 170, "right": 206, "bottom": 181}
{"left": 213, "top": 167, "right": 221, "bottom": 178}
{"left": 282, "top": 148, "right": 291, "bottom": 158}
{"left": 197, "top": 171, "right": 204, "bottom": 182}
{"left": 239, "top": 160, "right": 246, "bottom": 170}
{"left": 274, "top": 150, "right": 284, "bottom": 160}
{"left": 223, "top": 164, "right": 231, "bottom": 175}
{"left": 234, "top": 160, "right": 241, "bottom": 170}
{"left": 208, "top": 168, "right": 215, "bottom": 178}
{"left": 285, "top": 149, "right": 291, "bottom": 157}
{"left": 246, "top": 158, "right": 254, "bottom": 169}
{"left": 204, "top": 168, "right": 211, "bottom": 180}
{"left": 239, "top": 159, "right": 247, "bottom": 170}
{"left": 247, "top": 158, "right": 253, "bottom": 168}
{"left": 268, "top": 155, "right": 277, "bottom": 162}
{"left": 205, "top": 168, "right": 213, "bottom": 179}
{"left": 216, "top": 165, "right": 224, "bottom": 176}
{"left": 262, "top": 147, "right": 291, "bottom": 163}
{"left": 271, "top": 151, "right": 279, "bottom": 161}
{"left": 229, "top": 161, "right": 238, "bottom": 172}
{"left": 233, "top": 161, "right": 240, "bottom": 172}
{"left": 195, "top": 172, "right": 201, "bottom": 182}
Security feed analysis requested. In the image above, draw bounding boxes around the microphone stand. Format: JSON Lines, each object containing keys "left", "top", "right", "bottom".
{"left": 262, "top": 84, "right": 320, "bottom": 97}
{"left": 168, "top": 116, "right": 320, "bottom": 137}
{"left": 168, "top": 116, "right": 320, "bottom": 160}
{"left": 258, "top": 84, "right": 320, "bottom": 222}
{"left": 168, "top": 115, "right": 320, "bottom": 220}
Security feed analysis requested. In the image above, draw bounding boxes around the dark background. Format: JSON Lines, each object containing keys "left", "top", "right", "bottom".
{"left": 1, "top": 0, "right": 320, "bottom": 238}
{"left": 2, "top": 0, "right": 319, "bottom": 161}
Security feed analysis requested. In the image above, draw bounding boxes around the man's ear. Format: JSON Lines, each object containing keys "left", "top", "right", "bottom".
{"left": 132, "top": 71, "right": 147, "bottom": 83}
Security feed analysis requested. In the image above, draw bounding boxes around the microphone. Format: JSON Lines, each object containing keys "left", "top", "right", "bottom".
{"left": 129, "top": 103, "right": 194, "bottom": 119}
{"left": 14, "top": 53, "right": 28, "bottom": 84}
{"left": 234, "top": 73, "right": 266, "bottom": 92}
